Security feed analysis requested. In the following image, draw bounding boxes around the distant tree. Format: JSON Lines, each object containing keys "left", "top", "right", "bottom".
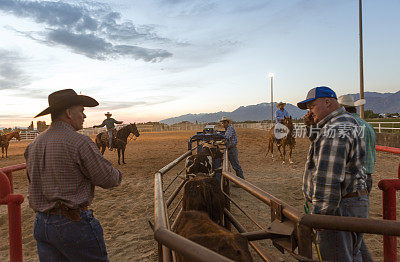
{"left": 364, "top": 110, "right": 379, "bottom": 119}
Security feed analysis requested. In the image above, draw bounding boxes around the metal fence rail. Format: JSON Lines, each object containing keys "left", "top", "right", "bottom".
{"left": 153, "top": 148, "right": 235, "bottom": 262}
{"left": 220, "top": 148, "right": 400, "bottom": 261}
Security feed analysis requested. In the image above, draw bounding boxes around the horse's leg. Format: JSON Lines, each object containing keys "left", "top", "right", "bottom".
{"left": 289, "top": 144, "right": 294, "bottom": 164}
{"left": 277, "top": 144, "right": 283, "bottom": 164}
{"left": 5, "top": 144, "right": 8, "bottom": 158}
{"left": 1, "top": 146, "right": 3, "bottom": 158}
{"left": 271, "top": 140, "right": 275, "bottom": 160}
{"left": 101, "top": 146, "right": 106, "bottom": 155}
{"left": 282, "top": 143, "right": 286, "bottom": 164}
{"left": 117, "top": 149, "right": 121, "bottom": 165}
{"left": 122, "top": 147, "right": 126, "bottom": 164}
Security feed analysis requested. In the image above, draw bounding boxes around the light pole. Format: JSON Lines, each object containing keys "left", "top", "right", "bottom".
{"left": 269, "top": 73, "right": 274, "bottom": 123}
{"left": 359, "top": 0, "right": 365, "bottom": 119}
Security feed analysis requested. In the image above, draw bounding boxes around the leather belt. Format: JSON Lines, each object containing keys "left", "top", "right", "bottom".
{"left": 342, "top": 190, "right": 368, "bottom": 199}
{"left": 47, "top": 203, "right": 88, "bottom": 222}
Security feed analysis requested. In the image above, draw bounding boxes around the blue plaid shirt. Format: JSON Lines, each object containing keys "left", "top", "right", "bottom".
{"left": 275, "top": 109, "right": 290, "bottom": 123}
{"left": 351, "top": 113, "right": 376, "bottom": 174}
{"left": 224, "top": 124, "right": 238, "bottom": 149}
{"left": 303, "top": 107, "right": 367, "bottom": 215}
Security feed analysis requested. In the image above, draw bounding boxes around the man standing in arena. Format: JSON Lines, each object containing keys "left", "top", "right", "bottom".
{"left": 298, "top": 86, "right": 369, "bottom": 261}
{"left": 93, "top": 112, "right": 123, "bottom": 150}
{"left": 338, "top": 94, "right": 376, "bottom": 262}
{"left": 220, "top": 116, "right": 244, "bottom": 180}
{"left": 25, "top": 89, "right": 122, "bottom": 261}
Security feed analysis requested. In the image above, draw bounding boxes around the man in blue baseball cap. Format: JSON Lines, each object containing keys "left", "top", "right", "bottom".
{"left": 298, "top": 86, "right": 369, "bottom": 261}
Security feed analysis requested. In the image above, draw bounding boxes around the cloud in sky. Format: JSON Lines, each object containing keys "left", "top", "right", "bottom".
{"left": 0, "top": 49, "right": 31, "bottom": 90}
{"left": 99, "top": 96, "right": 178, "bottom": 110}
{"left": 0, "top": 0, "right": 172, "bottom": 62}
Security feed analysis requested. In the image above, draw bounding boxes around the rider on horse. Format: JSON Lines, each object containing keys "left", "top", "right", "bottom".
{"left": 93, "top": 112, "right": 123, "bottom": 150}
{"left": 275, "top": 102, "right": 290, "bottom": 124}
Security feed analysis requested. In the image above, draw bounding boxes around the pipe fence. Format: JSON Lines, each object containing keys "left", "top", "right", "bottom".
{"left": 0, "top": 164, "right": 26, "bottom": 262}
{"left": 375, "top": 145, "right": 400, "bottom": 262}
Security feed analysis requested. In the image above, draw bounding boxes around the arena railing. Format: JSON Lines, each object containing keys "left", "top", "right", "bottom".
{"left": 0, "top": 164, "right": 26, "bottom": 262}
{"left": 221, "top": 148, "right": 400, "bottom": 261}
{"left": 375, "top": 145, "right": 400, "bottom": 262}
{"left": 153, "top": 147, "right": 236, "bottom": 262}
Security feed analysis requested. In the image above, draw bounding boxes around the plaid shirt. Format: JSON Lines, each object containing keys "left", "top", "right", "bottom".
{"left": 224, "top": 124, "right": 238, "bottom": 149}
{"left": 25, "top": 121, "right": 122, "bottom": 212}
{"left": 303, "top": 107, "right": 367, "bottom": 215}
{"left": 351, "top": 113, "right": 376, "bottom": 174}
{"left": 275, "top": 109, "right": 290, "bottom": 123}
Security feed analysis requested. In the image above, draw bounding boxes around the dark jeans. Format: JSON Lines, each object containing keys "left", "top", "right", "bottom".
{"left": 318, "top": 195, "right": 369, "bottom": 262}
{"left": 228, "top": 147, "right": 244, "bottom": 179}
{"left": 34, "top": 210, "right": 108, "bottom": 262}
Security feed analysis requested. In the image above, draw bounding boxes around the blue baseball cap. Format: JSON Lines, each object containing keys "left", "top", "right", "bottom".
{"left": 297, "top": 86, "right": 337, "bottom": 110}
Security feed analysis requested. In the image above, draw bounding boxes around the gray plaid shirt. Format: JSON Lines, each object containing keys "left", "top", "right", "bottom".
{"left": 25, "top": 121, "right": 122, "bottom": 212}
{"left": 303, "top": 107, "right": 367, "bottom": 215}
{"left": 224, "top": 124, "right": 238, "bottom": 149}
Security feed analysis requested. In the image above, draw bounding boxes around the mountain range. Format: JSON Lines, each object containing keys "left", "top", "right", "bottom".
{"left": 160, "top": 91, "right": 400, "bottom": 125}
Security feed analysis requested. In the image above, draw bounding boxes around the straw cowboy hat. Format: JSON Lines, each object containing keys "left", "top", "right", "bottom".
{"left": 219, "top": 116, "right": 232, "bottom": 123}
{"left": 337, "top": 95, "right": 366, "bottom": 107}
{"left": 105, "top": 112, "right": 112, "bottom": 116}
{"left": 276, "top": 102, "right": 286, "bottom": 108}
{"left": 35, "top": 89, "right": 98, "bottom": 118}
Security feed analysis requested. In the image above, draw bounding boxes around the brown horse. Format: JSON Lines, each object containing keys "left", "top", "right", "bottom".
{"left": 266, "top": 116, "right": 296, "bottom": 164}
{"left": 1, "top": 131, "right": 21, "bottom": 158}
{"left": 95, "top": 123, "right": 140, "bottom": 165}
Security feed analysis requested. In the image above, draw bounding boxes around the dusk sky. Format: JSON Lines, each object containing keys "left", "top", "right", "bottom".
{"left": 0, "top": 0, "right": 399, "bottom": 128}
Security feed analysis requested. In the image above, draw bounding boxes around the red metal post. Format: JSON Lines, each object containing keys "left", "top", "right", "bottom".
{"left": 0, "top": 169, "right": 25, "bottom": 262}
{"left": 378, "top": 179, "right": 400, "bottom": 262}
{"left": 0, "top": 164, "right": 27, "bottom": 193}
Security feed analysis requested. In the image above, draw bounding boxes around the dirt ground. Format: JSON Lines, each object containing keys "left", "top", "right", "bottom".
{"left": 0, "top": 129, "right": 399, "bottom": 261}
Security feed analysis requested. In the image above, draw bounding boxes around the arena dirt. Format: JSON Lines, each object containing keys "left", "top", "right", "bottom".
{"left": 0, "top": 129, "right": 399, "bottom": 261}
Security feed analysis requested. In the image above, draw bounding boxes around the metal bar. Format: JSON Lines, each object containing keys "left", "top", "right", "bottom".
{"left": 297, "top": 224, "right": 313, "bottom": 259}
{"left": 169, "top": 196, "right": 183, "bottom": 221}
{"left": 154, "top": 172, "right": 172, "bottom": 262}
{"left": 166, "top": 179, "right": 186, "bottom": 208}
{"left": 222, "top": 191, "right": 264, "bottom": 230}
{"left": 375, "top": 145, "right": 400, "bottom": 155}
{"left": 222, "top": 169, "right": 301, "bottom": 223}
{"left": 378, "top": 179, "right": 399, "bottom": 262}
{"left": 240, "top": 230, "right": 286, "bottom": 241}
{"left": 164, "top": 167, "right": 186, "bottom": 193}
{"left": 0, "top": 163, "right": 26, "bottom": 194}
{"left": 158, "top": 149, "right": 194, "bottom": 175}
{"left": 0, "top": 163, "right": 27, "bottom": 173}
{"left": 300, "top": 214, "right": 400, "bottom": 236}
{"left": 171, "top": 208, "right": 182, "bottom": 232}
{"left": 0, "top": 171, "right": 24, "bottom": 262}
{"left": 154, "top": 228, "right": 233, "bottom": 262}
{"left": 224, "top": 209, "right": 274, "bottom": 262}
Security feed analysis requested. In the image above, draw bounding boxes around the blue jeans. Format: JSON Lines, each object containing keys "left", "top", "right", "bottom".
{"left": 34, "top": 210, "right": 108, "bottom": 262}
{"left": 107, "top": 130, "right": 113, "bottom": 148}
{"left": 318, "top": 195, "right": 369, "bottom": 262}
{"left": 228, "top": 147, "right": 244, "bottom": 179}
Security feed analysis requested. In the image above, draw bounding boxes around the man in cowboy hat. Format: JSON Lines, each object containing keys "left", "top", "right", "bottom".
{"left": 298, "top": 86, "right": 369, "bottom": 261}
{"left": 25, "top": 89, "right": 122, "bottom": 261}
{"left": 93, "top": 112, "right": 123, "bottom": 150}
{"left": 338, "top": 94, "right": 375, "bottom": 261}
{"left": 220, "top": 116, "right": 244, "bottom": 180}
{"left": 275, "top": 102, "right": 290, "bottom": 123}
